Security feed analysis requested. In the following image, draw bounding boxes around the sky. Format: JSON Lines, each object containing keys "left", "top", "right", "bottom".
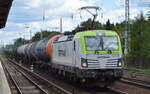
{"left": 0, "top": 0, "right": 149, "bottom": 46}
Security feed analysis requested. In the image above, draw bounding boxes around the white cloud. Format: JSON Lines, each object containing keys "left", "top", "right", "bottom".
{"left": 98, "top": 8, "right": 139, "bottom": 24}
{"left": 140, "top": 0, "right": 150, "bottom": 3}
{"left": 1, "top": 17, "right": 76, "bottom": 45}
{"left": 116, "top": 0, "right": 125, "bottom": 7}
{"left": 0, "top": 0, "right": 146, "bottom": 46}
{"left": 26, "top": 0, "right": 41, "bottom": 8}
{"left": 116, "top": 0, "right": 138, "bottom": 8}
{"left": 0, "top": 31, "right": 20, "bottom": 45}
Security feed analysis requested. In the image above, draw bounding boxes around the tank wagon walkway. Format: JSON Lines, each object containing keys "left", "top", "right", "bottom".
{"left": 0, "top": 60, "right": 11, "bottom": 94}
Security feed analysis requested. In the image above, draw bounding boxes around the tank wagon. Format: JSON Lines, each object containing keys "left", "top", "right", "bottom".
{"left": 16, "top": 30, "right": 123, "bottom": 86}
{"left": 16, "top": 35, "right": 63, "bottom": 62}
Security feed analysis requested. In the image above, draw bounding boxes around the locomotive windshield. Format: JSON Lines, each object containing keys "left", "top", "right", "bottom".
{"left": 85, "top": 36, "right": 118, "bottom": 51}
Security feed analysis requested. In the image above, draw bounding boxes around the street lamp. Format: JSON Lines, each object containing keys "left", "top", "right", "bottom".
{"left": 25, "top": 26, "right": 33, "bottom": 72}
{"left": 26, "top": 27, "right": 32, "bottom": 42}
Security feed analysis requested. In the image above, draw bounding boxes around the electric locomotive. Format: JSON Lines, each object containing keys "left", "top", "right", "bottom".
{"left": 52, "top": 30, "right": 123, "bottom": 85}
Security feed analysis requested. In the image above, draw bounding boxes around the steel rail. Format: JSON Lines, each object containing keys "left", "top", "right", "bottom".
{"left": 9, "top": 59, "right": 72, "bottom": 94}
{"left": 9, "top": 59, "right": 129, "bottom": 94}
{"left": 107, "top": 87, "right": 128, "bottom": 94}
{"left": 82, "top": 85, "right": 128, "bottom": 94}
{"left": 123, "top": 77, "right": 150, "bottom": 85}
{"left": 3, "top": 60, "right": 49, "bottom": 94}
{"left": 13, "top": 66, "right": 49, "bottom": 94}
{"left": 120, "top": 78, "right": 150, "bottom": 90}
{"left": 1, "top": 61, "right": 23, "bottom": 94}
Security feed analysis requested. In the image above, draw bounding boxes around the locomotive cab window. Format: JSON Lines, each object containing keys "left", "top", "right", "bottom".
{"left": 85, "top": 36, "right": 118, "bottom": 51}
{"left": 55, "top": 36, "right": 73, "bottom": 43}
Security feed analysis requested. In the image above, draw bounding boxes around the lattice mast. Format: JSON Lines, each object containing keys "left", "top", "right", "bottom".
{"left": 124, "top": 0, "right": 130, "bottom": 55}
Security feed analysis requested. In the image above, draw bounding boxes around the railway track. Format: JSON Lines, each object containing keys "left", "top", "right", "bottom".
{"left": 7, "top": 59, "right": 128, "bottom": 94}
{"left": 120, "top": 77, "right": 150, "bottom": 90}
{"left": 108, "top": 87, "right": 128, "bottom": 94}
{"left": 124, "top": 68, "right": 150, "bottom": 79}
{"left": 83, "top": 85, "right": 128, "bottom": 94}
{"left": 2, "top": 60, "right": 49, "bottom": 94}
{"left": 2, "top": 59, "right": 72, "bottom": 94}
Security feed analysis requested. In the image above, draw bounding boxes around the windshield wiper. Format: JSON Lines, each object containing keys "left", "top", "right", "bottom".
{"left": 107, "top": 49, "right": 112, "bottom": 54}
{"left": 95, "top": 49, "right": 99, "bottom": 54}
{"left": 95, "top": 36, "right": 104, "bottom": 54}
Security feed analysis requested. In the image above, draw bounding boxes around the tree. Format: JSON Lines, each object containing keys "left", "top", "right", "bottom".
{"left": 13, "top": 38, "right": 29, "bottom": 47}
{"left": 105, "top": 19, "right": 115, "bottom": 30}
{"left": 72, "top": 18, "right": 104, "bottom": 34}
{"left": 129, "top": 13, "right": 146, "bottom": 57}
{"left": 80, "top": 18, "right": 103, "bottom": 29}
{"left": 31, "top": 30, "right": 60, "bottom": 42}
{"left": 105, "top": 19, "right": 111, "bottom": 30}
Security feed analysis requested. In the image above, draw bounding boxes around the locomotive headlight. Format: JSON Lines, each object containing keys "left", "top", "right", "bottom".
{"left": 81, "top": 58, "right": 88, "bottom": 67}
{"left": 118, "top": 59, "right": 123, "bottom": 67}
{"left": 82, "top": 62, "right": 88, "bottom": 67}
{"left": 118, "top": 62, "right": 122, "bottom": 67}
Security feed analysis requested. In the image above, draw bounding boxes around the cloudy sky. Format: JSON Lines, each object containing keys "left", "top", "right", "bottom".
{"left": 0, "top": 0, "right": 149, "bottom": 46}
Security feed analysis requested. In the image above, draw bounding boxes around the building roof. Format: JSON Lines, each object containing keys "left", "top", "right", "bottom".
{"left": 0, "top": 0, "right": 13, "bottom": 29}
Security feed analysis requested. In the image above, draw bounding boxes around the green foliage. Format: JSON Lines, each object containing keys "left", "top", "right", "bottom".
{"left": 72, "top": 18, "right": 104, "bottom": 34}
{"left": 113, "top": 22, "right": 125, "bottom": 33}
{"left": 126, "top": 13, "right": 150, "bottom": 68}
{"left": 140, "top": 20, "right": 150, "bottom": 58}
{"left": 129, "top": 13, "right": 146, "bottom": 57}
{"left": 72, "top": 19, "right": 117, "bottom": 34}
{"left": 128, "top": 68, "right": 150, "bottom": 75}
{"left": 80, "top": 18, "right": 103, "bottom": 29}
{"left": 105, "top": 19, "right": 114, "bottom": 30}
{"left": 13, "top": 38, "right": 29, "bottom": 47}
{"left": 31, "top": 30, "right": 60, "bottom": 42}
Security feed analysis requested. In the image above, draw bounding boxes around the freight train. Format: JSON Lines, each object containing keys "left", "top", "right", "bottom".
{"left": 6, "top": 30, "right": 123, "bottom": 86}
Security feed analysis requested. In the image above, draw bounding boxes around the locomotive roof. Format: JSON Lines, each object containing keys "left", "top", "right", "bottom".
{"left": 73, "top": 30, "right": 119, "bottom": 39}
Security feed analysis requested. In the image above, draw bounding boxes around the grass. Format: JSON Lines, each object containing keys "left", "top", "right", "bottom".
{"left": 125, "top": 61, "right": 150, "bottom": 75}
{"left": 0, "top": 54, "right": 13, "bottom": 59}
{"left": 127, "top": 68, "right": 150, "bottom": 75}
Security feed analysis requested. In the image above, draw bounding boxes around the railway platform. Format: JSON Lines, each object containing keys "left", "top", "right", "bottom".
{"left": 0, "top": 60, "right": 11, "bottom": 94}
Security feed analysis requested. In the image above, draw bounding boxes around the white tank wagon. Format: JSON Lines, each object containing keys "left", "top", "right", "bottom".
{"left": 15, "top": 35, "right": 63, "bottom": 63}
{"left": 28, "top": 42, "right": 38, "bottom": 59}
{"left": 17, "top": 44, "right": 28, "bottom": 55}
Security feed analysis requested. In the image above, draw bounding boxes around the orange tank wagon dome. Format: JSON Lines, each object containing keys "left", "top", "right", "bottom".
{"left": 47, "top": 34, "right": 64, "bottom": 57}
